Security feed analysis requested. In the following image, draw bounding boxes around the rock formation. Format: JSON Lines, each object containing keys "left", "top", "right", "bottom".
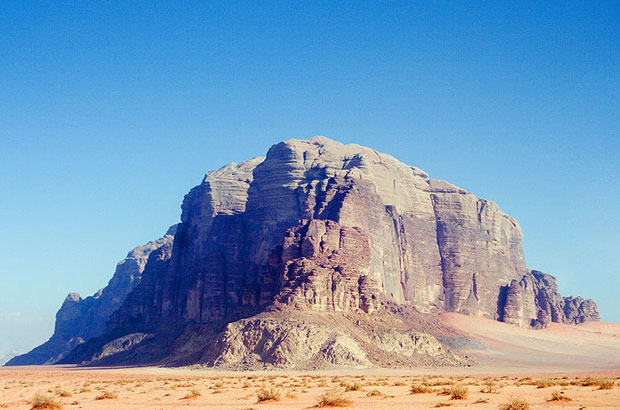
{"left": 8, "top": 137, "right": 599, "bottom": 369}
{"left": 499, "top": 270, "right": 600, "bottom": 328}
{"left": 6, "top": 227, "right": 177, "bottom": 366}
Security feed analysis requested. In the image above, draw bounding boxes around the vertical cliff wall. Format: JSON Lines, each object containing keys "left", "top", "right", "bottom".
{"left": 9, "top": 137, "right": 599, "bottom": 368}
{"left": 109, "top": 137, "right": 597, "bottom": 335}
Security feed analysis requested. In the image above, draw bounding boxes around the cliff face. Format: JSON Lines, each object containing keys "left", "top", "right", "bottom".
{"left": 6, "top": 227, "right": 176, "bottom": 366}
{"left": 121, "top": 137, "right": 535, "bottom": 329}
{"left": 10, "top": 137, "right": 599, "bottom": 369}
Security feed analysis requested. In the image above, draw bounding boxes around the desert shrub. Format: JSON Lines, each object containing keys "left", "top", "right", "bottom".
{"left": 341, "top": 382, "right": 362, "bottom": 392}
{"left": 596, "top": 378, "right": 615, "bottom": 390}
{"left": 498, "top": 396, "right": 530, "bottom": 410}
{"left": 410, "top": 383, "right": 433, "bottom": 394}
{"left": 580, "top": 377, "right": 597, "bottom": 386}
{"left": 424, "top": 378, "right": 448, "bottom": 387}
{"left": 95, "top": 391, "right": 118, "bottom": 400}
{"left": 549, "top": 390, "right": 571, "bottom": 401}
{"left": 473, "top": 398, "right": 489, "bottom": 404}
{"left": 534, "top": 378, "right": 555, "bottom": 388}
{"left": 31, "top": 393, "right": 62, "bottom": 409}
{"left": 54, "top": 388, "right": 71, "bottom": 398}
{"left": 435, "top": 402, "right": 452, "bottom": 408}
{"left": 448, "top": 385, "right": 468, "bottom": 400}
{"left": 578, "top": 377, "right": 614, "bottom": 389}
{"left": 316, "top": 388, "right": 352, "bottom": 407}
{"left": 256, "top": 387, "right": 281, "bottom": 402}
{"left": 366, "top": 389, "right": 382, "bottom": 397}
{"left": 481, "top": 379, "right": 498, "bottom": 393}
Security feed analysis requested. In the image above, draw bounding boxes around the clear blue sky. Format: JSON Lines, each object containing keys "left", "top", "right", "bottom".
{"left": 1, "top": 1, "right": 619, "bottom": 357}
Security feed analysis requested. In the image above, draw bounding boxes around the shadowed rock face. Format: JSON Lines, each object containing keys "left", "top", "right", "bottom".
{"left": 8, "top": 137, "right": 599, "bottom": 368}
{"left": 128, "top": 136, "right": 579, "bottom": 329}
{"left": 6, "top": 227, "right": 177, "bottom": 366}
{"left": 271, "top": 219, "right": 381, "bottom": 314}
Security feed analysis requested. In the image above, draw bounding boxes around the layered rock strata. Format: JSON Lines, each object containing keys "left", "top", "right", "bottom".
{"left": 9, "top": 137, "right": 599, "bottom": 369}
{"left": 500, "top": 270, "right": 600, "bottom": 328}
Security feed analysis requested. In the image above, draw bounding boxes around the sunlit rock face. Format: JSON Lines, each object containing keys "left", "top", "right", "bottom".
{"left": 9, "top": 137, "right": 598, "bottom": 369}
{"left": 114, "top": 137, "right": 595, "bottom": 331}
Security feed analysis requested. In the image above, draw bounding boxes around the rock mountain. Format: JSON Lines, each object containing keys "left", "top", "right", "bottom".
{"left": 8, "top": 137, "right": 599, "bottom": 369}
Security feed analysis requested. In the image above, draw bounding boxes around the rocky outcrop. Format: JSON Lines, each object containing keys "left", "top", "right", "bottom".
{"left": 270, "top": 219, "right": 380, "bottom": 313}
{"left": 499, "top": 270, "right": 600, "bottom": 328}
{"left": 6, "top": 227, "right": 176, "bottom": 366}
{"left": 202, "top": 317, "right": 373, "bottom": 369}
{"left": 11, "top": 137, "right": 599, "bottom": 368}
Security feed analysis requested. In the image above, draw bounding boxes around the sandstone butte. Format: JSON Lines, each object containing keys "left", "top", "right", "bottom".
{"left": 7, "top": 137, "right": 599, "bottom": 369}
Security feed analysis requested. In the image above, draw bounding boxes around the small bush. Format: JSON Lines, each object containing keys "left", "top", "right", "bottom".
{"left": 481, "top": 380, "right": 498, "bottom": 393}
{"left": 535, "top": 378, "right": 555, "bottom": 388}
{"left": 366, "top": 389, "right": 382, "bottom": 397}
{"left": 316, "top": 388, "right": 352, "bottom": 407}
{"left": 54, "top": 388, "right": 71, "bottom": 398}
{"left": 435, "top": 403, "right": 452, "bottom": 408}
{"left": 95, "top": 391, "right": 118, "bottom": 400}
{"left": 31, "top": 393, "right": 62, "bottom": 409}
{"left": 448, "top": 386, "right": 468, "bottom": 400}
{"left": 597, "top": 379, "right": 615, "bottom": 390}
{"left": 256, "top": 387, "right": 281, "bottom": 403}
{"left": 549, "top": 390, "right": 571, "bottom": 401}
{"left": 498, "top": 396, "right": 530, "bottom": 410}
{"left": 410, "top": 384, "right": 433, "bottom": 394}
{"left": 341, "top": 382, "right": 362, "bottom": 392}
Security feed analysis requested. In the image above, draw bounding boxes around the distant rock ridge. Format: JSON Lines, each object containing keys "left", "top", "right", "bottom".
{"left": 7, "top": 137, "right": 599, "bottom": 369}
{"left": 6, "top": 227, "right": 177, "bottom": 366}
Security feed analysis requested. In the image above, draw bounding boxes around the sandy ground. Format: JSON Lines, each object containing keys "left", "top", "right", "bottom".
{"left": 2, "top": 314, "right": 619, "bottom": 409}
{"left": 438, "top": 313, "right": 620, "bottom": 372}
{"left": 1, "top": 366, "right": 619, "bottom": 410}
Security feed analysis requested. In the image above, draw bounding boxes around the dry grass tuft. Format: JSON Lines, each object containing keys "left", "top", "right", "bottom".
{"left": 596, "top": 379, "right": 615, "bottom": 390}
{"left": 481, "top": 379, "right": 499, "bottom": 393}
{"left": 498, "top": 396, "right": 530, "bottom": 410}
{"left": 410, "top": 383, "right": 433, "bottom": 394}
{"left": 95, "top": 391, "right": 118, "bottom": 400}
{"left": 448, "top": 385, "right": 468, "bottom": 400}
{"left": 256, "top": 387, "right": 281, "bottom": 403}
{"left": 316, "top": 388, "right": 352, "bottom": 407}
{"left": 534, "top": 378, "right": 555, "bottom": 388}
{"left": 341, "top": 382, "right": 362, "bottom": 392}
{"left": 549, "top": 390, "right": 572, "bottom": 401}
{"left": 435, "top": 402, "right": 452, "bottom": 407}
{"left": 366, "top": 389, "right": 383, "bottom": 397}
{"left": 182, "top": 388, "right": 201, "bottom": 399}
{"left": 54, "top": 388, "right": 71, "bottom": 398}
{"left": 31, "top": 393, "right": 62, "bottom": 409}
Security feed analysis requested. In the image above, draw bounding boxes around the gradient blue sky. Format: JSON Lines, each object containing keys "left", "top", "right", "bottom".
{"left": 1, "top": 1, "right": 619, "bottom": 357}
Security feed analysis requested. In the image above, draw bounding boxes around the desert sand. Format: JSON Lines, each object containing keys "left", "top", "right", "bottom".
{"left": 2, "top": 314, "right": 619, "bottom": 409}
